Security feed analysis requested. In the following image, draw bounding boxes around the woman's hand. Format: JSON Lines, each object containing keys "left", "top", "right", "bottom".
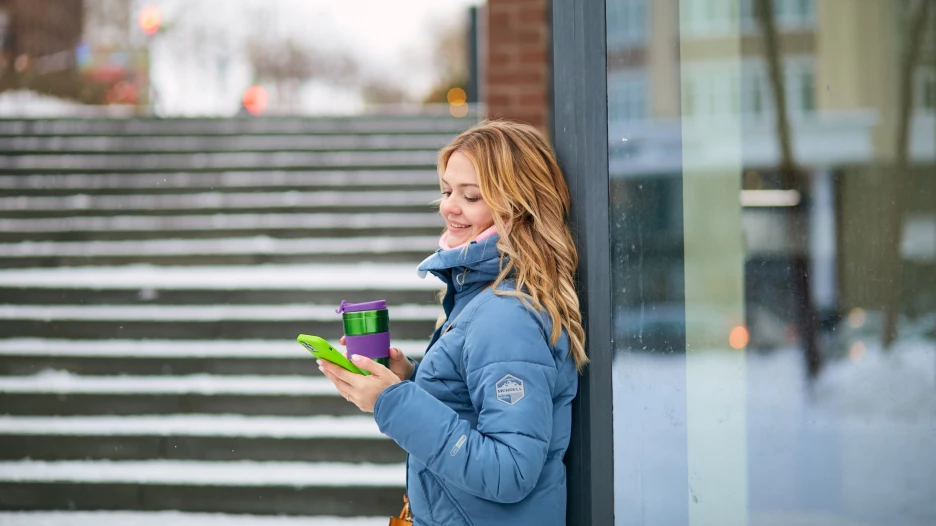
{"left": 339, "top": 336, "right": 414, "bottom": 381}
{"left": 318, "top": 354, "right": 401, "bottom": 413}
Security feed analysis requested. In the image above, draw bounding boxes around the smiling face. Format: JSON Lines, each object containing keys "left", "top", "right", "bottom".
{"left": 439, "top": 151, "right": 495, "bottom": 248}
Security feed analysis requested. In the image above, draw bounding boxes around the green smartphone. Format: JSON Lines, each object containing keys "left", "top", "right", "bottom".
{"left": 296, "top": 334, "right": 368, "bottom": 375}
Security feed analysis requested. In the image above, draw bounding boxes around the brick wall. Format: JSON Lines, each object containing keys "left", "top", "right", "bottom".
{"left": 485, "top": 0, "right": 550, "bottom": 133}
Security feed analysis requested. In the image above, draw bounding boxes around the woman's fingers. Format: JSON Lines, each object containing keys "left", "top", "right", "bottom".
{"left": 339, "top": 335, "right": 346, "bottom": 346}
{"left": 386, "top": 348, "right": 414, "bottom": 381}
{"left": 317, "top": 360, "right": 355, "bottom": 390}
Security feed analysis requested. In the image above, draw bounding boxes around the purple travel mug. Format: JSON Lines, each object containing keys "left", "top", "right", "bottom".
{"left": 336, "top": 300, "right": 390, "bottom": 367}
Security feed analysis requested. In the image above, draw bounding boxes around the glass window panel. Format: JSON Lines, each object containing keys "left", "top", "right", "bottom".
{"left": 918, "top": 68, "right": 936, "bottom": 110}
{"left": 800, "top": 68, "right": 815, "bottom": 113}
{"left": 608, "top": 1, "right": 936, "bottom": 525}
{"left": 609, "top": 0, "right": 648, "bottom": 49}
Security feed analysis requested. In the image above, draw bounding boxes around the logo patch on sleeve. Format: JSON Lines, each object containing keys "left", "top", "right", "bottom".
{"left": 495, "top": 374, "right": 525, "bottom": 405}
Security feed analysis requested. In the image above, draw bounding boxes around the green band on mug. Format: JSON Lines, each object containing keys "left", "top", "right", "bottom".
{"left": 342, "top": 310, "right": 390, "bottom": 336}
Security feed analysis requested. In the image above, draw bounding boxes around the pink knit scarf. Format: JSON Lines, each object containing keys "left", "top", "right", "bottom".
{"left": 438, "top": 224, "right": 498, "bottom": 250}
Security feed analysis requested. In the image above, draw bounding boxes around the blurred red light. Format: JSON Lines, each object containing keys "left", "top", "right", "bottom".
{"left": 242, "top": 86, "right": 268, "bottom": 116}
{"left": 139, "top": 6, "right": 162, "bottom": 35}
{"left": 729, "top": 325, "right": 749, "bottom": 350}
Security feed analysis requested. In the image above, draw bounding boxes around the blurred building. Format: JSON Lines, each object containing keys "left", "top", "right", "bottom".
{"left": 603, "top": 0, "right": 936, "bottom": 343}
{"left": 0, "top": 0, "right": 149, "bottom": 109}
{"left": 0, "top": 0, "right": 84, "bottom": 99}
{"left": 607, "top": 0, "right": 935, "bottom": 171}
{"left": 82, "top": 0, "right": 133, "bottom": 50}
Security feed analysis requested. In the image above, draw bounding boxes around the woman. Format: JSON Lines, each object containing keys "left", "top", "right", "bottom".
{"left": 318, "top": 120, "right": 587, "bottom": 526}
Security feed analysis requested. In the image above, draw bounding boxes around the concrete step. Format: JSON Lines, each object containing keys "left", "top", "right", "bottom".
{"left": 0, "top": 391, "right": 356, "bottom": 417}
{"left": 0, "top": 262, "right": 441, "bottom": 291}
{"left": 0, "top": 213, "right": 443, "bottom": 242}
{"left": 0, "top": 264, "right": 442, "bottom": 299}
{"left": 0, "top": 113, "right": 459, "bottom": 521}
{"left": 0, "top": 236, "right": 438, "bottom": 268}
{"left": 0, "top": 252, "right": 432, "bottom": 269}
{"left": 0, "top": 354, "right": 321, "bottom": 377}
{"left": 0, "top": 511, "right": 389, "bottom": 526}
{"left": 0, "top": 133, "right": 452, "bottom": 153}
{"left": 0, "top": 150, "right": 438, "bottom": 174}
{"left": 0, "top": 372, "right": 363, "bottom": 416}
{"left": 0, "top": 115, "right": 476, "bottom": 136}
{"left": 0, "top": 227, "right": 441, "bottom": 243}
{"left": 0, "top": 415, "right": 404, "bottom": 463}
{"left": 0, "top": 433, "right": 404, "bottom": 464}
{"left": 0, "top": 190, "right": 440, "bottom": 214}
{"left": 0, "top": 339, "right": 428, "bottom": 376}
{"left": 0, "top": 287, "right": 438, "bottom": 307}
{"left": 0, "top": 303, "right": 438, "bottom": 340}
{"left": 0, "top": 459, "right": 405, "bottom": 516}
{"left": 0, "top": 170, "right": 439, "bottom": 195}
{"left": 0, "top": 318, "right": 434, "bottom": 340}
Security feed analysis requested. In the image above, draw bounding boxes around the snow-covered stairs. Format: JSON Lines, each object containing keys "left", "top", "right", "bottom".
{"left": 0, "top": 115, "right": 470, "bottom": 522}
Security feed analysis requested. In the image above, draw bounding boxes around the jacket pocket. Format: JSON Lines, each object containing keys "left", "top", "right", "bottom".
{"left": 417, "top": 468, "right": 474, "bottom": 526}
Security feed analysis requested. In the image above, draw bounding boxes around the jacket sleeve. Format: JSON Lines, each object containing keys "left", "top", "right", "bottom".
{"left": 374, "top": 299, "right": 557, "bottom": 503}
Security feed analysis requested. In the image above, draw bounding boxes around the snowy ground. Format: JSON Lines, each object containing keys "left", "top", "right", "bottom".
{"left": 0, "top": 263, "right": 442, "bottom": 290}
{"left": 0, "top": 191, "right": 440, "bottom": 213}
{"left": 0, "top": 414, "right": 384, "bottom": 438}
{"left": 0, "top": 304, "right": 440, "bottom": 322}
{"left": 0, "top": 91, "right": 135, "bottom": 118}
{"left": 0, "top": 460, "right": 404, "bottom": 487}
{"left": 0, "top": 339, "right": 429, "bottom": 359}
{"left": 0, "top": 371, "right": 340, "bottom": 395}
{"left": 0, "top": 236, "right": 439, "bottom": 258}
{"left": 0, "top": 213, "right": 443, "bottom": 233}
{"left": 0, "top": 512, "right": 388, "bottom": 526}
{"left": 612, "top": 340, "right": 936, "bottom": 526}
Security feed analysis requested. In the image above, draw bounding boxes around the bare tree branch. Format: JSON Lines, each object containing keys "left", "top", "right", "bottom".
{"left": 882, "top": 0, "right": 933, "bottom": 349}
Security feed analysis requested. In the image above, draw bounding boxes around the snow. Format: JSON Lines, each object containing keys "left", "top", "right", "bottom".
{"left": 0, "top": 371, "right": 340, "bottom": 395}
{"left": 0, "top": 170, "right": 437, "bottom": 192}
{"left": 0, "top": 236, "right": 438, "bottom": 257}
{"left": 0, "top": 91, "right": 135, "bottom": 118}
{"left": 0, "top": 339, "right": 429, "bottom": 358}
{"left": 612, "top": 341, "right": 936, "bottom": 526}
{"left": 0, "top": 303, "right": 439, "bottom": 322}
{"left": 0, "top": 414, "right": 384, "bottom": 438}
{"left": 0, "top": 460, "right": 405, "bottom": 487}
{"left": 814, "top": 340, "right": 936, "bottom": 420}
{"left": 0, "top": 191, "right": 439, "bottom": 212}
{"left": 0, "top": 213, "right": 443, "bottom": 233}
{"left": 1, "top": 150, "right": 439, "bottom": 172}
{"left": 0, "top": 511, "right": 388, "bottom": 526}
{"left": 0, "top": 263, "right": 442, "bottom": 290}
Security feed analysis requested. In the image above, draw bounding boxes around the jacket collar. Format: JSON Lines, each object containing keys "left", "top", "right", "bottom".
{"left": 417, "top": 234, "right": 506, "bottom": 317}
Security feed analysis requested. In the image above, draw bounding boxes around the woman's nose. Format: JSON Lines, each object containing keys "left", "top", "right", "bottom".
{"left": 440, "top": 198, "right": 459, "bottom": 217}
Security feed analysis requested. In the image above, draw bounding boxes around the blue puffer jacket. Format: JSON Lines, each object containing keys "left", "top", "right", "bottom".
{"left": 374, "top": 234, "right": 579, "bottom": 526}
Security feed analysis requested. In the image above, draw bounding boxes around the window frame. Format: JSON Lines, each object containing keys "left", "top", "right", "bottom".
{"left": 551, "top": 0, "right": 616, "bottom": 525}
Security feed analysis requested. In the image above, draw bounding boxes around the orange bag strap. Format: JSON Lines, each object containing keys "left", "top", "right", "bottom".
{"left": 388, "top": 493, "right": 413, "bottom": 526}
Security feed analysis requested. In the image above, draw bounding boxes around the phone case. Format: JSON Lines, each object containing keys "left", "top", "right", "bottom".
{"left": 296, "top": 334, "right": 368, "bottom": 375}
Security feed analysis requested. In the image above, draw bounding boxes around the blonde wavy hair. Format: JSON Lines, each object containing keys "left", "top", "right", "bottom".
{"left": 437, "top": 120, "right": 588, "bottom": 371}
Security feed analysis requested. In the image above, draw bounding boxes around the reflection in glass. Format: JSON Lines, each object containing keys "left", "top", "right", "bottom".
{"left": 609, "top": 1, "right": 936, "bottom": 525}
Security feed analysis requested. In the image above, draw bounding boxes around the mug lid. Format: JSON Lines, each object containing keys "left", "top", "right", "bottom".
{"left": 336, "top": 300, "right": 387, "bottom": 314}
